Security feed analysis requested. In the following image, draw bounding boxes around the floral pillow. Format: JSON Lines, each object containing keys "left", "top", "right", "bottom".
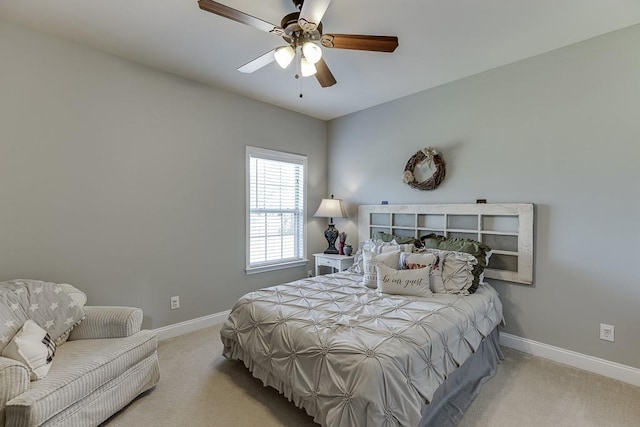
{"left": 400, "top": 252, "right": 437, "bottom": 271}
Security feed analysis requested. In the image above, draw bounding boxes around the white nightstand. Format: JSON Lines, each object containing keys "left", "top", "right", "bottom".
{"left": 313, "top": 253, "right": 355, "bottom": 276}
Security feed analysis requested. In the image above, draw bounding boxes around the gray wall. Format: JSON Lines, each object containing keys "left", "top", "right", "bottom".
{"left": 2, "top": 16, "right": 639, "bottom": 369}
{"left": 328, "top": 24, "right": 640, "bottom": 368}
{"left": 0, "top": 19, "right": 328, "bottom": 329}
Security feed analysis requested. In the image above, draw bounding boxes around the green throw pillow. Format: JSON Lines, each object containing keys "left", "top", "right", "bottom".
{"left": 420, "top": 234, "right": 491, "bottom": 294}
{"left": 375, "top": 231, "right": 423, "bottom": 248}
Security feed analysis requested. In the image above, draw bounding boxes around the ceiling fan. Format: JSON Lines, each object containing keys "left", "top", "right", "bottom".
{"left": 198, "top": 0, "right": 399, "bottom": 88}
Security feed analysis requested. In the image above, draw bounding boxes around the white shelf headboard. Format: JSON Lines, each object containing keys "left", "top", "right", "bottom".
{"left": 358, "top": 203, "right": 534, "bottom": 284}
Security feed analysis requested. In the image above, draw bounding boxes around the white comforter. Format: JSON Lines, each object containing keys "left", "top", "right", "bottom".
{"left": 221, "top": 271, "right": 503, "bottom": 427}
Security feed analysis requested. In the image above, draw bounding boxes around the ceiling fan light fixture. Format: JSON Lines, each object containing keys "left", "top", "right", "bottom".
{"left": 198, "top": 0, "right": 399, "bottom": 89}
{"left": 300, "top": 56, "right": 317, "bottom": 77}
{"left": 302, "top": 42, "right": 322, "bottom": 64}
{"left": 274, "top": 45, "right": 295, "bottom": 69}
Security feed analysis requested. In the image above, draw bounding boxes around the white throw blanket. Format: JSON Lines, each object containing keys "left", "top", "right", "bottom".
{"left": 0, "top": 280, "right": 85, "bottom": 352}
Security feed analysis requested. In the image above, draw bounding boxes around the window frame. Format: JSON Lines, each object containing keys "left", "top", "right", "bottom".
{"left": 245, "top": 146, "right": 308, "bottom": 274}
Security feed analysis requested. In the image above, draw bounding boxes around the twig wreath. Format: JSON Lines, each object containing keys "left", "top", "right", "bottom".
{"left": 402, "top": 147, "right": 446, "bottom": 191}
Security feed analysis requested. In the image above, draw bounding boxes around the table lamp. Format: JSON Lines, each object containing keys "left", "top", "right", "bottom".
{"left": 314, "top": 195, "right": 347, "bottom": 254}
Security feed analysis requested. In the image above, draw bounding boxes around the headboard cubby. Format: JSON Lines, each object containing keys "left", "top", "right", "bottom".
{"left": 358, "top": 203, "right": 534, "bottom": 284}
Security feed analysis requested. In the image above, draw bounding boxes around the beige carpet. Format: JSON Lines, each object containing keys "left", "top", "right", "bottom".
{"left": 103, "top": 325, "right": 640, "bottom": 427}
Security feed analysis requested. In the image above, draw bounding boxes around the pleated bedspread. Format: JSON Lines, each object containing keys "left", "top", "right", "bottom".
{"left": 221, "top": 271, "right": 503, "bottom": 427}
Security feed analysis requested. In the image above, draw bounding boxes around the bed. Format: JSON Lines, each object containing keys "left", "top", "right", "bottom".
{"left": 221, "top": 203, "right": 533, "bottom": 426}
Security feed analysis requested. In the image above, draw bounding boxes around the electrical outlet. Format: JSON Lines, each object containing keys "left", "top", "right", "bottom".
{"left": 600, "top": 323, "right": 614, "bottom": 342}
{"left": 170, "top": 296, "right": 180, "bottom": 310}
{"left": 307, "top": 270, "right": 314, "bottom": 278}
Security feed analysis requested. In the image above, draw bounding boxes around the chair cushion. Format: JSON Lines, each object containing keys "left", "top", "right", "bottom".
{"left": 6, "top": 330, "right": 156, "bottom": 426}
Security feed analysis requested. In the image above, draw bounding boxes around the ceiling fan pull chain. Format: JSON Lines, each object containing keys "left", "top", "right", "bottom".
{"left": 299, "top": 75, "right": 304, "bottom": 98}
{"left": 298, "top": 49, "right": 303, "bottom": 98}
{"left": 295, "top": 46, "right": 301, "bottom": 80}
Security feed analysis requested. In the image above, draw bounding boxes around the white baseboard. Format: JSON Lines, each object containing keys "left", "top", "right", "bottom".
{"left": 154, "top": 310, "right": 231, "bottom": 341}
{"left": 500, "top": 332, "right": 640, "bottom": 388}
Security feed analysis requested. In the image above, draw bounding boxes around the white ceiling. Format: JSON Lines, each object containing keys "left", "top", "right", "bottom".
{"left": 2, "top": 1, "right": 640, "bottom": 120}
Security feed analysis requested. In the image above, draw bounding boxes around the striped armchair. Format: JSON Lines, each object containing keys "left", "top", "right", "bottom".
{"left": 0, "top": 306, "right": 159, "bottom": 427}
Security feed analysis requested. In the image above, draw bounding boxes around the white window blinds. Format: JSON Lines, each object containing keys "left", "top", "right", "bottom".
{"left": 246, "top": 146, "right": 307, "bottom": 273}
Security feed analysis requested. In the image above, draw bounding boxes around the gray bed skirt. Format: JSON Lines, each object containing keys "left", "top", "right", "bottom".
{"left": 419, "top": 327, "right": 504, "bottom": 427}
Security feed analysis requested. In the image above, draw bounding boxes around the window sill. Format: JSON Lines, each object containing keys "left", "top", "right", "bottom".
{"left": 245, "top": 259, "right": 309, "bottom": 275}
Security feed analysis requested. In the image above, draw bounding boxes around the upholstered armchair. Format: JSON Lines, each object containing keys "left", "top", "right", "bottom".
{"left": 1, "top": 293, "right": 159, "bottom": 427}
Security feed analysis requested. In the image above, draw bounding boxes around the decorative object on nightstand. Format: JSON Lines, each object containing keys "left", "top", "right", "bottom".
{"left": 343, "top": 244, "right": 353, "bottom": 256}
{"left": 338, "top": 232, "right": 347, "bottom": 255}
{"left": 314, "top": 195, "right": 347, "bottom": 254}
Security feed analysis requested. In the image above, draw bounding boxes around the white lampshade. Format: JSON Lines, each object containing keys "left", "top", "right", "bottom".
{"left": 274, "top": 46, "right": 295, "bottom": 69}
{"left": 302, "top": 42, "right": 322, "bottom": 64}
{"left": 300, "top": 57, "right": 317, "bottom": 77}
{"left": 314, "top": 196, "right": 347, "bottom": 220}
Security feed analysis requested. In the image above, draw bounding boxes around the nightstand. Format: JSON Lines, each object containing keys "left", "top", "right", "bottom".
{"left": 313, "top": 253, "right": 355, "bottom": 276}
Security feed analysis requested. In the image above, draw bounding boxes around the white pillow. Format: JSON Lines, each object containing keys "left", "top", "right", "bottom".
{"left": 359, "top": 239, "right": 414, "bottom": 254}
{"left": 377, "top": 264, "right": 433, "bottom": 298}
{"left": 381, "top": 243, "right": 414, "bottom": 253}
{"left": 429, "top": 250, "right": 477, "bottom": 294}
{"left": 479, "top": 250, "right": 493, "bottom": 283}
{"left": 350, "top": 240, "right": 413, "bottom": 274}
{"left": 362, "top": 250, "right": 400, "bottom": 289}
{"left": 2, "top": 320, "right": 56, "bottom": 380}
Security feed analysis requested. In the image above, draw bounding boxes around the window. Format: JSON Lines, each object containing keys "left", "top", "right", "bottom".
{"left": 246, "top": 146, "right": 307, "bottom": 274}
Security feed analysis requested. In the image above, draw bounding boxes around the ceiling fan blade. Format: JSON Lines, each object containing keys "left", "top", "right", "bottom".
{"left": 298, "top": 0, "right": 332, "bottom": 32}
{"left": 198, "top": 0, "right": 284, "bottom": 37}
{"left": 237, "top": 49, "right": 276, "bottom": 73}
{"left": 321, "top": 34, "right": 398, "bottom": 52}
{"left": 315, "top": 57, "right": 336, "bottom": 88}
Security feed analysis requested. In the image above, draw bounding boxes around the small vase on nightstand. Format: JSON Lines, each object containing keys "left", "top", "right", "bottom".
{"left": 343, "top": 245, "right": 353, "bottom": 256}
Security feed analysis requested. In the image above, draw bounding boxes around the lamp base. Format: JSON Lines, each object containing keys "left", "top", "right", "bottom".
{"left": 323, "top": 223, "right": 339, "bottom": 254}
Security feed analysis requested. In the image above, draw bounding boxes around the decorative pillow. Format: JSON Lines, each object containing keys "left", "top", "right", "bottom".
{"left": 375, "top": 231, "right": 423, "bottom": 248}
{"left": 2, "top": 320, "right": 56, "bottom": 380}
{"left": 359, "top": 239, "right": 414, "bottom": 254}
{"left": 349, "top": 240, "right": 413, "bottom": 274}
{"left": 348, "top": 240, "right": 383, "bottom": 274}
{"left": 400, "top": 252, "right": 437, "bottom": 270}
{"left": 362, "top": 250, "right": 400, "bottom": 289}
{"left": 426, "top": 250, "right": 477, "bottom": 294}
{"left": 0, "top": 280, "right": 86, "bottom": 353}
{"left": 347, "top": 253, "right": 364, "bottom": 274}
{"left": 479, "top": 251, "right": 493, "bottom": 283}
{"left": 420, "top": 234, "right": 491, "bottom": 293}
{"left": 377, "top": 264, "right": 433, "bottom": 298}
{"left": 384, "top": 242, "right": 415, "bottom": 253}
